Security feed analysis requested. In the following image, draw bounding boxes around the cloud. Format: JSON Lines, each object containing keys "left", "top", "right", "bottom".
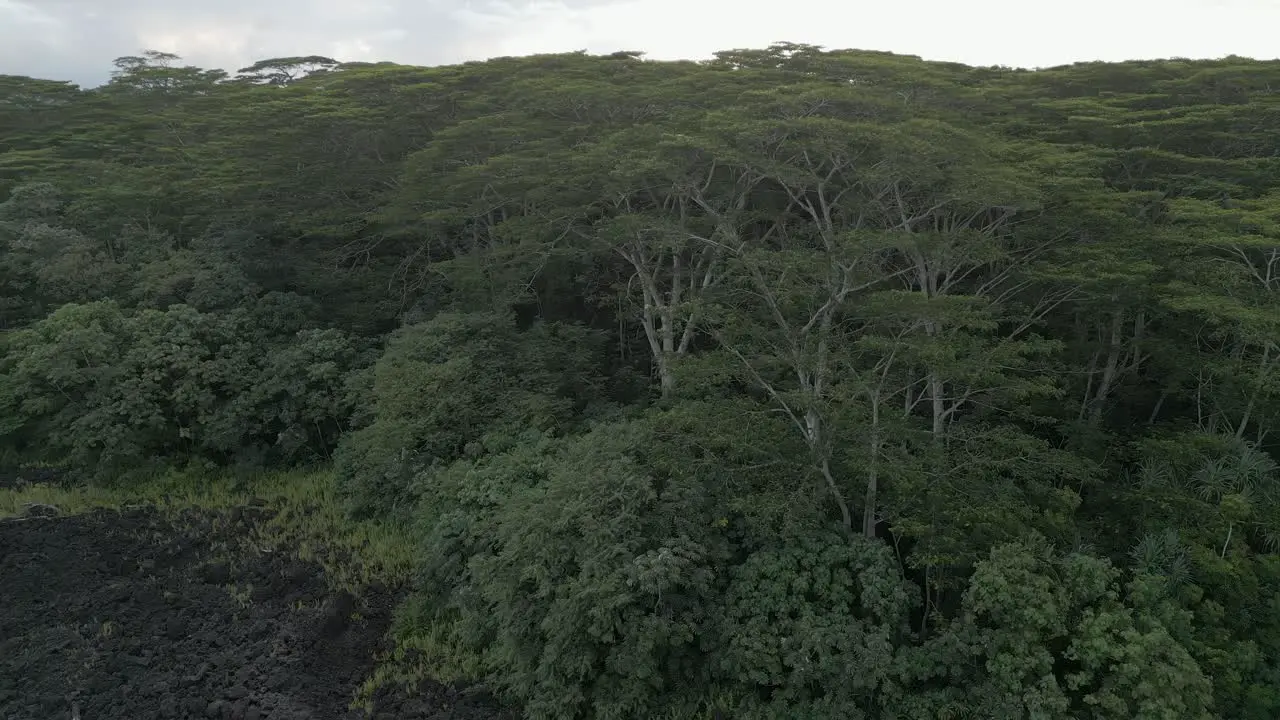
{"left": 0, "top": 0, "right": 1276, "bottom": 88}
{"left": 0, "top": 0, "right": 474, "bottom": 84}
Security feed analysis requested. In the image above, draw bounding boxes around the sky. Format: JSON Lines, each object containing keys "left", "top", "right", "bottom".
{"left": 0, "top": 0, "right": 1276, "bottom": 87}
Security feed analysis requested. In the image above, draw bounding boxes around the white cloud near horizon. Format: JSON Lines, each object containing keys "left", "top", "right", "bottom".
{"left": 0, "top": 0, "right": 1276, "bottom": 86}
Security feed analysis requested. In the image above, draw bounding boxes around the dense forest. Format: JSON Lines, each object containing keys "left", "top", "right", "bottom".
{"left": 2, "top": 43, "right": 1280, "bottom": 719}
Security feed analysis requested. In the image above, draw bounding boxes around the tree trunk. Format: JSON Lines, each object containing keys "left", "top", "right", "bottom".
{"left": 863, "top": 399, "right": 881, "bottom": 539}
{"left": 1089, "top": 310, "right": 1126, "bottom": 426}
{"left": 820, "top": 454, "right": 853, "bottom": 532}
{"left": 657, "top": 360, "right": 676, "bottom": 399}
{"left": 1235, "top": 343, "right": 1275, "bottom": 440}
{"left": 929, "top": 373, "right": 945, "bottom": 438}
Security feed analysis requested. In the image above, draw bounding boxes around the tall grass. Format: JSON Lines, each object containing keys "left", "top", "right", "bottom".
{"left": 0, "top": 465, "right": 416, "bottom": 591}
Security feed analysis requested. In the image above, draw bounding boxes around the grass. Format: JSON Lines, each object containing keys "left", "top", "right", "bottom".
{"left": 353, "top": 611, "right": 481, "bottom": 712}
{"left": 0, "top": 465, "right": 416, "bottom": 594}
{"left": 224, "top": 583, "right": 254, "bottom": 610}
{"left": 0, "top": 481, "right": 124, "bottom": 519}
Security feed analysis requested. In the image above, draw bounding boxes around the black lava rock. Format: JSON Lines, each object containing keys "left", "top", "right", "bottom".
{"left": 1, "top": 507, "right": 514, "bottom": 720}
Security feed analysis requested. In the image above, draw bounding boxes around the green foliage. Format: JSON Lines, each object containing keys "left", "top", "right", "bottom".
{"left": 334, "top": 310, "right": 607, "bottom": 516}
{"left": 887, "top": 540, "right": 1214, "bottom": 719}
{"left": 716, "top": 531, "right": 912, "bottom": 719}
{"left": 0, "top": 183, "right": 127, "bottom": 327}
{"left": 0, "top": 299, "right": 363, "bottom": 479}
{"left": 4, "top": 45, "right": 1280, "bottom": 720}
{"left": 411, "top": 418, "right": 731, "bottom": 719}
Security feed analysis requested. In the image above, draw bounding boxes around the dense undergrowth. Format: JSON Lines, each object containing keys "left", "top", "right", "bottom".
{"left": 4, "top": 43, "right": 1280, "bottom": 718}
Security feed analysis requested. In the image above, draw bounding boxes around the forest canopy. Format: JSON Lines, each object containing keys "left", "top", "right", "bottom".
{"left": 2, "top": 43, "right": 1280, "bottom": 719}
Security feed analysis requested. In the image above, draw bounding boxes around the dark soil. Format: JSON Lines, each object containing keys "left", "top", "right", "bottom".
{"left": 0, "top": 505, "right": 515, "bottom": 720}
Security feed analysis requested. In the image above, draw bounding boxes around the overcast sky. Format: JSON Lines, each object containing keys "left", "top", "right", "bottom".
{"left": 1, "top": 0, "right": 1275, "bottom": 87}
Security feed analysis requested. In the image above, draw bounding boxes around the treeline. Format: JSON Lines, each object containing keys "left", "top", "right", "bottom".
{"left": 2, "top": 44, "right": 1279, "bottom": 719}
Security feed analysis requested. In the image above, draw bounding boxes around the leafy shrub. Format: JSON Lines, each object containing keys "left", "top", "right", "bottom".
{"left": 401, "top": 400, "right": 912, "bottom": 720}
{"left": 715, "top": 530, "right": 913, "bottom": 720}
{"left": 0, "top": 299, "right": 365, "bottom": 480}
{"left": 885, "top": 539, "right": 1215, "bottom": 720}
{"left": 414, "top": 419, "right": 729, "bottom": 719}
{"left": 334, "top": 310, "right": 606, "bottom": 516}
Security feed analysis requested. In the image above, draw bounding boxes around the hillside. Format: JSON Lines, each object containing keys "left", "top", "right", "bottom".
{"left": 2, "top": 43, "right": 1280, "bottom": 719}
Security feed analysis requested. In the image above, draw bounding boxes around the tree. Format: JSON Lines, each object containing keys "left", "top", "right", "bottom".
{"left": 234, "top": 56, "right": 340, "bottom": 85}
{"left": 887, "top": 540, "right": 1215, "bottom": 720}
{"left": 334, "top": 311, "right": 606, "bottom": 516}
{"left": 4, "top": 44, "right": 1280, "bottom": 720}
